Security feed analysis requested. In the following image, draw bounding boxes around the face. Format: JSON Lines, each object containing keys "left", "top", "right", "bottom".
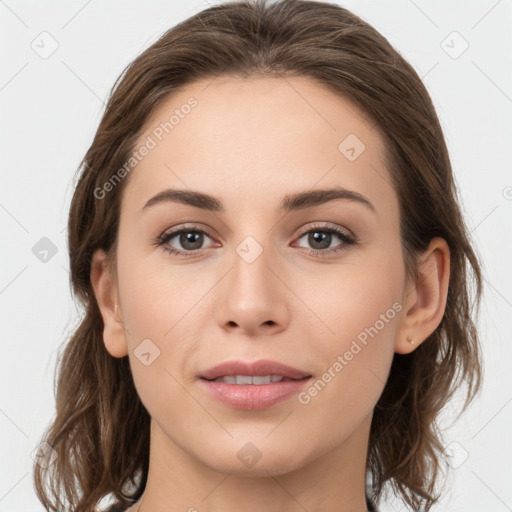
{"left": 93, "top": 75, "right": 424, "bottom": 478}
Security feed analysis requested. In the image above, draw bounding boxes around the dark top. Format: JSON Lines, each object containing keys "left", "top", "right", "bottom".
{"left": 367, "top": 495, "right": 378, "bottom": 511}
{"left": 104, "top": 504, "right": 128, "bottom": 512}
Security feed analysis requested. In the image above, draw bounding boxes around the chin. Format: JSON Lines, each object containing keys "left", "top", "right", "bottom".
{"left": 198, "top": 440, "right": 311, "bottom": 477}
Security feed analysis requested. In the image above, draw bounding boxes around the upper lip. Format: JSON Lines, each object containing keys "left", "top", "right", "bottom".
{"left": 199, "top": 359, "right": 312, "bottom": 381}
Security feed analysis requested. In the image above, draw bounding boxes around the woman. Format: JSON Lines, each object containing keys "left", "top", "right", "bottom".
{"left": 33, "top": 1, "right": 483, "bottom": 511}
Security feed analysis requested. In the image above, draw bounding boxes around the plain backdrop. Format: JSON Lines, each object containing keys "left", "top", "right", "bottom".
{"left": 1, "top": 1, "right": 511, "bottom": 511}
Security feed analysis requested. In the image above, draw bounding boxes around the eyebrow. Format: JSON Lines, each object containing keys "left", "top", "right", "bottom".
{"left": 141, "top": 186, "right": 376, "bottom": 215}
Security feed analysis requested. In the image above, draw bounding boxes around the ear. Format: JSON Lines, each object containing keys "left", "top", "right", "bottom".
{"left": 90, "top": 249, "right": 128, "bottom": 358}
{"left": 395, "top": 237, "right": 450, "bottom": 354}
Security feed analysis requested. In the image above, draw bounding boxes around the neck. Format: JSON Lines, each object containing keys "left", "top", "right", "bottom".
{"left": 132, "top": 414, "right": 373, "bottom": 512}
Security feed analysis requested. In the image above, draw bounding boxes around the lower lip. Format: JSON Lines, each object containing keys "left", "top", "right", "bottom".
{"left": 199, "top": 378, "right": 311, "bottom": 410}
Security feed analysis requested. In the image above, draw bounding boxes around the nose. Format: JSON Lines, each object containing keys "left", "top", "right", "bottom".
{"left": 215, "top": 239, "right": 290, "bottom": 336}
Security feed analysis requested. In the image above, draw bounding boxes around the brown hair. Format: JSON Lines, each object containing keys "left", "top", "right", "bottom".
{"left": 33, "top": 0, "right": 484, "bottom": 510}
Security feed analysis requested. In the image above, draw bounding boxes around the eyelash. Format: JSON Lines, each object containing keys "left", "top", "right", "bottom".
{"left": 154, "top": 222, "right": 358, "bottom": 258}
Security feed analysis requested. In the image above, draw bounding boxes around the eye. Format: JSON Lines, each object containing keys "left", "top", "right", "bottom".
{"left": 155, "top": 225, "right": 217, "bottom": 256}
{"left": 293, "top": 223, "right": 357, "bottom": 257}
{"left": 154, "top": 222, "right": 358, "bottom": 258}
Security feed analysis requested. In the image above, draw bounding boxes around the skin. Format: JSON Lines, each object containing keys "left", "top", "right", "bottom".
{"left": 91, "top": 75, "right": 450, "bottom": 512}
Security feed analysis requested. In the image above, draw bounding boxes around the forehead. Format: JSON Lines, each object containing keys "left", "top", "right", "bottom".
{"left": 122, "top": 75, "right": 397, "bottom": 220}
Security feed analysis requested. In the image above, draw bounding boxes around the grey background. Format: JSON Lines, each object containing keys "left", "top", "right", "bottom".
{"left": 1, "top": 1, "right": 511, "bottom": 511}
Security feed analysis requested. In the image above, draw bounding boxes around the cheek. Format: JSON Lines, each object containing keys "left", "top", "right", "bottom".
{"left": 292, "top": 249, "right": 404, "bottom": 414}
{"left": 294, "top": 304, "right": 400, "bottom": 443}
{"left": 295, "top": 246, "right": 404, "bottom": 350}
{"left": 117, "top": 239, "right": 203, "bottom": 339}
{"left": 115, "top": 241, "right": 214, "bottom": 407}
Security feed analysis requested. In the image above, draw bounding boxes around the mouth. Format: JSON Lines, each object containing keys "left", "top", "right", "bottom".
{"left": 198, "top": 359, "right": 312, "bottom": 410}
{"left": 203, "top": 374, "right": 306, "bottom": 384}
{"left": 199, "top": 358, "right": 312, "bottom": 381}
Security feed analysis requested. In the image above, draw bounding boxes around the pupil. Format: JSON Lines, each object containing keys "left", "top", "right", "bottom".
{"left": 180, "top": 232, "right": 203, "bottom": 250}
{"left": 309, "top": 231, "right": 331, "bottom": 249}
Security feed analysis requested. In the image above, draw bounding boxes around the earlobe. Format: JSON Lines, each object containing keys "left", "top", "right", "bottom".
{"left": 90, "top": 249, "right": 128, "bottom": 358}
{"left": 395, "top": 237, "right": 450, "bottom": 355}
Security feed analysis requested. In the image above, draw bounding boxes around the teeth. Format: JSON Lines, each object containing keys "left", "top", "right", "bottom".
{"left": 212, "top": 375, "right": 286, "bottom": 384}
{"left": 252, "top": 375, "right": 273, "bottom": 385}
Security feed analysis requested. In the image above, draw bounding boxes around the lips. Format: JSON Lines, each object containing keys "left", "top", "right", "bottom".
{"left": 199, "top": 359, "right": 312, "bottom": 381}
{"left": 198, "top": 359, "right": 312, "bottom": 410}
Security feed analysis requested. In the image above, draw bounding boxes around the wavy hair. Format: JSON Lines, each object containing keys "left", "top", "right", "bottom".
{"left": 33, "top": 1, "right": 484, "bottom": 510}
